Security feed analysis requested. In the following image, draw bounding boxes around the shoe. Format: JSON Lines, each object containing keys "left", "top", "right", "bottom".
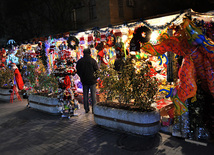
{"left": 85, "top": 108, "right": 89, "bottom": 113}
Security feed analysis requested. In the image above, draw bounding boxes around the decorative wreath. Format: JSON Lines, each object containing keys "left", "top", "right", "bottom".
{"left": 106, "top": 33, "right": 116, "bottom": 47}
{"left": 134, "top": 26, "right": 152, "bottom": 43}
{"left": 67, "top": 36, "right": 79, "bottom": 50}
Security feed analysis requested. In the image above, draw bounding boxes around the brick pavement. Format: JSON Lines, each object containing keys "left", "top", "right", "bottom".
{"left": 0, "top": 98, "right": 213, "bottom": 155}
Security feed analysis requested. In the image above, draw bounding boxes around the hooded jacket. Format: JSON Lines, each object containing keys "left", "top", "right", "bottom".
{"left": 76, "top": 54, "right": 98, "bottom": 85}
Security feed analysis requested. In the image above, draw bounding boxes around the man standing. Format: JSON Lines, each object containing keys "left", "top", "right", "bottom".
{"left": 76, "top": 48, "right": 98, "bottom": 113}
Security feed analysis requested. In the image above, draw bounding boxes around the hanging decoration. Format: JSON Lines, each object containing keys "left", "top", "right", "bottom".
{"left": 205, "top": 22, "right": 214, "bottom": 41}
{"left": 0, "top": 48, "right": 6, "bottom": 67}
{"left": 38, "top": 43, "right": 48, "bottom": 68}
{"left": 94, "top": 38, "right": 104, "bottom": 51}
{"left": 67, "top": 36, "right": 79, "bottom": 50}
{"left": 87, "top": 34, "right": 94, "bottom": 46}
{"left": 93, "top": 30, "right": 101, "bottom": 38}
{"left": 106, "top": 31, "right": 116, "bottom": 47}
{"left": 142, "top": 17, "right": 214, "bottom": 116}
{"left": 182, "top": 18, "right": 214, "bottom": 53}
{"left": 101, "top": 33, "right": 106, "bottom": 41}
{"left": 79, "top": 36, "right": 85, "bottom": 45}
{"left": 49, "top": 41, "right": 56, "bottom": 54}
{"left": 158, "top": 54, "right": 168, "bottom": 65}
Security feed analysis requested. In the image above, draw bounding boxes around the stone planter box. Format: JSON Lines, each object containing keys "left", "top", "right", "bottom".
{"left": 94, "top": 104, "right": 161, "bottom": 135}
{"left": 28, "top": 94, "right": 62, "bottom": 114}
{"left": 0, "top": 88, "right": 17, "bottom": 101}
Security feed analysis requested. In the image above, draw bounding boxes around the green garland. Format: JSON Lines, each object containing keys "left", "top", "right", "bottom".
{"left": 0, "top": 68, "right": 14, "bottom": 88}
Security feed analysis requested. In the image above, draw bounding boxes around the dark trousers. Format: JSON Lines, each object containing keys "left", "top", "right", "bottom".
{"left": 83, "top": 84, "right": 97, "bottom": 112}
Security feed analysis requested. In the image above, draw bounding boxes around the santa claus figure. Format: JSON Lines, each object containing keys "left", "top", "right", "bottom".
{"left": 10, "top": 63, "right": 24, "bottom": 90}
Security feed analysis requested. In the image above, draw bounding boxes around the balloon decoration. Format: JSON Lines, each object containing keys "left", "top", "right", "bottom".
{"left": 183, "top": 18, "right": 214, "bottom": 53}
{"left": 142, "top": 18, "right": 214, "bottom": 115}
{"left": 158, "top": 53, "right": 168, "bottom": 65}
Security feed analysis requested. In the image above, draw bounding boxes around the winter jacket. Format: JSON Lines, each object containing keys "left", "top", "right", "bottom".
{"left": 76, "top": 54, "right": 99, "bottom": 85}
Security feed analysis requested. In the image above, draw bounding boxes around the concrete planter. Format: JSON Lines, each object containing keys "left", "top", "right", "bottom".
{"left": 94, "top": 104, "right": 161, "bottom": 135}
{"left": 28, "top": 94, "right": 62, "bottom": 114}
{"left": 0, "top": 88, "right": 17, "bottom": 101}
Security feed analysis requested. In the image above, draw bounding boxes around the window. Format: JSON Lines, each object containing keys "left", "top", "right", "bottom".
{"left": 118, "top": 0, "right": 124, "bottom": 18}
{"left": 127, "top": 0, "right": 135, "bottom": 7}
{"left": 89, "top": 0, "right": 97, "bottom": 20}
{"left": 75, "top": 1, "right": 85, "bottom": 8}
{"left": 72, "top": 9, "right": 77, "bottom": 29}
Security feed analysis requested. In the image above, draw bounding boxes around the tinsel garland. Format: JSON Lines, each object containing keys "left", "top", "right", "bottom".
{"left": 166, "top": 51, "right": 174, "bottom": 82}
{"left": 0, "top": 67, "right": 14, "bottom": 88}
{"left": 40, "top": 43, "right": 48, "bottom": 68}
{"left": 188, "top": 84, "right": 209, "bottom": 140}
{"left": 173, "top": 83, "right": 209, "bottom": 140}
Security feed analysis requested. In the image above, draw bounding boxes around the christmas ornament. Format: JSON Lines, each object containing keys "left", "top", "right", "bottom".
{"left": 67, "top": 36, "right": 79, "bottom": 50}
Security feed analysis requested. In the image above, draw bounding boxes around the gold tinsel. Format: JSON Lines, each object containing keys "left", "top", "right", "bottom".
{"left": 0, "top": 67, "right": 14, "bottom": 88}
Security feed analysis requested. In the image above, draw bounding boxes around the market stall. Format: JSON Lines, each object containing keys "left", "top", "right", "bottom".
{"left": 1, "top": 9, "right": 213, "bottom": 140}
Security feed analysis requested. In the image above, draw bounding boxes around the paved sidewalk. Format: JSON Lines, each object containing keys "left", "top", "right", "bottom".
{"left": 0, "top": 98, "right": 213, "bottom": 155}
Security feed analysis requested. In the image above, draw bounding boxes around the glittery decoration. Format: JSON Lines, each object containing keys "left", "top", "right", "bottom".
{"left": 172, "top": 100, "right": 190, "bottom": 138}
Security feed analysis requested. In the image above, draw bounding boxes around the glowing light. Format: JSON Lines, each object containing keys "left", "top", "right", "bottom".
{"left": 150, "top": 31, "right": 159, "bottom": 43}
{"left": 122, "top": 35, "right": 128, "bottom": 42}
{"left": 83, "top": 44, "right": 88, "bottom": 49}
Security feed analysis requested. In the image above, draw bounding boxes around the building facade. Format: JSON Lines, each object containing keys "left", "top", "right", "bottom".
{"left": 0, "top": 0, "right": 213, "bottom": 46}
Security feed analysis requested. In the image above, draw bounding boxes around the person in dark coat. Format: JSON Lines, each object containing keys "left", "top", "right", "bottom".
{"left": 76, "top": 48, "right": 99, "bottom": 113}
{"left": 114, "top": 49, "right": 125, "bottom": 72}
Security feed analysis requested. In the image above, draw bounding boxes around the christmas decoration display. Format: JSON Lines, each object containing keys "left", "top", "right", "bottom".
{"left": 183, "top": 18, "right": 214, "bottom": 53}
{"left": 0, "top": 63, "right": 23, "bottom": 103}
{"left": 1, "top": 9, "right": 213, "bottom": 141}
{"left": 96, "top": 57, "right": 158, "bottom": 111}
{"left": 142, "top": 19, "right": 214, "bottom": 116}
{"left": 26, "top": 59, "right": 58, "bottom": 95}
{"left": 6, "top": 46, "right": 19, "bottom": 65}
{"left": 53, "top": 49, "right": 79, "bottom": 118}
{"left": 11, "top": 63, "right": 24, "bottom": 90}
{"left": 67, "top": 36, "right": 79, "bottom": 50}
{"left": 37, "top": 42, "right": 48, "bottom": 68}
{"left": 0, "top": 48, "right": 6, "bottom": 67}
{"left": 22, "top": 44, "right": 38, "bottom": 64}
{"left": 0, "top": 66, "right": 14, "bottom": 88}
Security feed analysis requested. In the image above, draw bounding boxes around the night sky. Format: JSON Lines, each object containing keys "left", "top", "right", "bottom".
{"left": 0, "top": 0, "right": 214, "bottom": 46}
